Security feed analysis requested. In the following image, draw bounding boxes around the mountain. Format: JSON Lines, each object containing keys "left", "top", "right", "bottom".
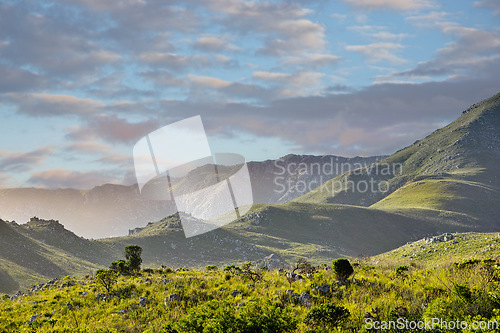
{"left": 296, "top": 92, "right": 500, "bottom": 225}
{"left": 0, "top": 218, "right": 106, "bottom": 294}
{"left": 0, "top": 155, "right": 383, "bottom": 238}
{"left": 1, "top": 92, "right": 499, "bottom": 295}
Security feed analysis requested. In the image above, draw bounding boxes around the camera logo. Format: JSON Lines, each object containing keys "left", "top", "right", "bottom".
{"left": 133, "top": 116, "right": 253, "bottom": 238}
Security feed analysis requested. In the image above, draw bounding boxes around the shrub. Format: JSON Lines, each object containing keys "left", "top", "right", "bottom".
{"left": 176, "top": 300, "right": 297, "bottom": 333}
{"left": 110, "top": 259, "right": 129, "bottom": 275}
{"left": 455, "top": 259, "right": 481, "bottom": 269}
{"left": 395, "top": 265, "right": 409, "bottom": 276}
{"left": 224, "top": 265, "right": 242, "bottom": 275}
{"left": 332, "top": 259, "right": 354, "bottom": 282}
{"left": 304, "top": 302, "right": 350, "bottom": 330}
{"left": 205, "top": 265, "right": 218, "bottom": 272}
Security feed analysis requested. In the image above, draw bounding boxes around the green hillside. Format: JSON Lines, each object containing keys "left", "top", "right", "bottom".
{"left": 296, "top": 92, "right": 500, "bottom": 225}
{"left": 374, "top": 232, "right": 500, "bottom": 267}
{"left": 0, "top": 220, "right": 103, "bottom": 295}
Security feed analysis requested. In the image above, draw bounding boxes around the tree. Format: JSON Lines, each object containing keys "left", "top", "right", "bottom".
{"left": 95, "top": 269, "right": 117, "bottom": 294}
{"left": 292, "top": 258, "right": 316, "bottom": 277}
{"left": 332, "top": 258, "right": 354, "bottom": 282}
{"left": 241, "top": 262, "right": 262, "bottom": 283}
{"left": 125, "top": 245, "right": 143, "bottom": 272}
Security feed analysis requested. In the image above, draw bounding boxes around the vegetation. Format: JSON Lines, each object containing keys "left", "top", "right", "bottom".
{"left": 3, "top": 247, "right": 500, "bottom": 332}
{"left": 331, "top": 259, "right": 354, "bottom": 282}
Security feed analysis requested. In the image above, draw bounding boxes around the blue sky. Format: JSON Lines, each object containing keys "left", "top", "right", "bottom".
{"left": 0, "top": 0, "right": 499, "bottom": 189}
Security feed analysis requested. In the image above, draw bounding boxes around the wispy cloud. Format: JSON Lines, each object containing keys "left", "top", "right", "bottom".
{"left": 346, "top": 42, "right": 407, "bottom": 65}
{"left": 475, "top": 0, "right": 500, "bottom": 16}
{"left": 0, "top": 147, "right": 53, "bottom": 173}
{"left": 4, "top": 93, "right": 103, "bottom": 116}
{"left": 342, "top": 0, "right": 434, "bottom": 11}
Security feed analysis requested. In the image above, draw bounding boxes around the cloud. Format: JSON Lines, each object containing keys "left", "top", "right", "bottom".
{"left": 252, "top": 71, "right": 326, "bottom": 97}
{"left": 284, "top": 53, "right": 342, "bottom": 69}
{"left": 207, "top": 0, "right": 326, "bottom": 56}
{"left": 28, "top": 169, "right": 121, "bottom": 189}
{"left": 394, "top": 26, "right": 500, "bottom": 78}
{"left": 65, "top": 142, "right": 111, "bottom": 155}
{"left": 475, "top": 0, "right": 500, "bottom": 16}
{"left": 139, "top": 52, "right": 211, "bottom": 72}
{"left": 141, "top": 70, "right": 188, "bottom": 87}
{"left": 188, "top": 74, "right": 232, "bottom": 89}
{"left": 346, "top": 42, "right": 407, "bottom": 65}
{"left": 0, "top": 147, "right": 54, "bottom": 173}
{"left": 348, "top": 25, "right": 408, "bottom": 41}
{"left": 193, "top": 35, "right": 237, "bottom": 52}
{"left": 0, "top": 66, "right": 48, "bottom": 93}
{"left": 154, "top": 73, "right": 500, "bottom": 157}
{"left": 0, "top": 3, "right": 120, "bottom": 79}
{"left": 186, "top": 74, "right": 275, "bottom": 100}
{"left": 342, "top": 0, "right": 433, "bottom": 11}
{"left": 66, "top": 115, "right": 159, "bottom": 144}
{"left": 64, "top": 141, "right": 133, "bottom": 168}
{"left": 4, "top": 93, "right": 103, "bottom": 117}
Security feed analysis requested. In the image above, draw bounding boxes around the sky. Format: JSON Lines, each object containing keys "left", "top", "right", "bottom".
{"left": 0, "top": 0, "right": 499, "bottom": 189}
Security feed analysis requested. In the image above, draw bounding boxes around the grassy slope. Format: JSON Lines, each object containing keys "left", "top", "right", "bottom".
{"left": 0, "top": 220, "right": 105, "bottom": 295}
{"left": 373, "top": 232, "right": 500, "bottom": 267}
{"left": 296, "top": 92, "right": 500, "bottom": 226}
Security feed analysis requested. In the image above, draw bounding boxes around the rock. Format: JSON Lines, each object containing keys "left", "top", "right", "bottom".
{"left": 285, "top": 272, "right": 304, "bottom": 282}
{"left": 139, "top": 297, "right": 147, "bottom": 306}
{"left": 300, "top": 292, "right": 312, "bottom": 304}
{"left": 164, "top": 294, "right": 181, "bottom": 305}
{"left": 312, "top": 284, "right": 330, "bottom": 295}
{"left": 425, "top": 233, "right": 454, "bottom": 243}
{"left": 66, "top": 302, "right": 73, "bottom": 310}
{"left": 263, "top": 253, "right": 283, "bottom": 270}
{"left": 118, "top": 309, "right": 127, "bottom": 315}
{"left": 237, "top": 302, "right": 245, "bottom": 307}
{"left": 285, "top": 289, "right": 294, "bottom": 294}
{"left": 174, "top": 284, "right": 184, "bottom": 290}
{"left": 95, "top": 293, "right": 104, "bottom": 301}
{"left": 231, "top": 290, "right": 242, "bottom": 297}
{"left": 28, "top": 315, "right": 37, "bottom": 325}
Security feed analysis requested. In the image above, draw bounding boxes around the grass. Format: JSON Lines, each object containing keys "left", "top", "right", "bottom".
{"left": 2, "top": 251, "right": 500, "bottom": 332}
{"left": 374, "top": 232, "right": 500, "bottom": 267}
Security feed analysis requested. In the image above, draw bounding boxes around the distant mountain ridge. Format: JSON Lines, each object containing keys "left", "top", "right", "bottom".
{"left": 0, "top": 154, "right": 384, "bottom": 238}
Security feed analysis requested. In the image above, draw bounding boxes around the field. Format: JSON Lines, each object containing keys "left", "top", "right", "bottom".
{"left": 2, "top": 235, "right": 500, "bottom": 333}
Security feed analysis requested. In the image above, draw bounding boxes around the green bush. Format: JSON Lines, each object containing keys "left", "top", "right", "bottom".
{"left": 332, "top": 259, "right": 354, "bottom": 282}
{"left": 304, "top": 302, "right": 349, "bottom": 330}
{"left": 395, "top": 265, "right": 409, "bottom": 276}
{"left": 110, "top": 259, "right": 129, "bottom": 275}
